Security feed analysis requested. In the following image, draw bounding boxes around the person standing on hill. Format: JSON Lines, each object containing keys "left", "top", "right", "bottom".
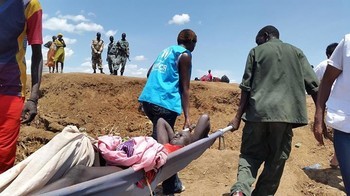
{"left": 138, "top": 29, "right": 197, "bottom": 195}
{"left": 0, "top": 0, "right": 43, "bottom": 174}
{"left": 106, "top": 36, "right": 118, "bottom": 75}
{"left": 313, "top": 42, "right": 339, "bottom": 169}
{"left": 115, "top": 33, "right": 129, "bottom": 76}
{"left": 207, "top": 69, "right": 213, "bottom": 81}
{"left": 91, "top": 32, "right": 104, "bottom": 74}
{"left": 54, "top": 33, "right": 66, "bottom": 73}
{"left": 313, "top": 34, "right": 350, "bottom": 195}
{"left": 314, "top": 43, "right": 338, "bottom": 81}
{"left": 228, "top": 25, "right": 319, "bottom": 196}
{"left": 44, "top": 36, "right": 57, "bottom": 73}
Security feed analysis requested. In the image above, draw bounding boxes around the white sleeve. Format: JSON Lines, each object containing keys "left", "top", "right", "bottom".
{"left": 328, "top": 37, "right": 346, "bottom": 70}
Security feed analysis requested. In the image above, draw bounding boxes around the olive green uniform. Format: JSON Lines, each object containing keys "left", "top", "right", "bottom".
{"left": 231, "top": 39, "right": 319, "bottom": 196}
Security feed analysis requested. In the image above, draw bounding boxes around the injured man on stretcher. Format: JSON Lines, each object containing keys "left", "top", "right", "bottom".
{"left": 36, "top": 114, "right": 210, "bottom": 193}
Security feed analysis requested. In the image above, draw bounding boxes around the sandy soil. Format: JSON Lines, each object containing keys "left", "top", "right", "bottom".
{"left": 17, "top": 73, "right": 345, "bottom": 195}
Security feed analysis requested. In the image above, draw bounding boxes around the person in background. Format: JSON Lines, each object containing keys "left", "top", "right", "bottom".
{"left": 115, "top": 33, "right": 129, "bottom": 76}
{"left": 106, "top": 36, "right": 118, "bottom": 75}
{"left": 313, "top": 42, "right": 339, "bottom": 169}
{"left": 313, "top": 34, "right": 350, "bottom": 195}
{"left": 44, "top": 35, "right": 57, "bottom": 73}
{"left": 228, "top": 25, "right": 318, "bottom": 196}
{"left": 53, "top": 33, "right": 66, "bottom": 73}
{"left": 207, "top": 69, "right": 213, "bottom": 81}
{"left": 0, "top": 0, "right": 43, "bottom": 174}
{"left": 200, "top": 70, "right": 213, "bottom": 82}
{"left": 91, "top": 32, "right": 104, "bottom": 74}
{"left": 138, "top": 29, "right": 197, "bottom": 195}
{"left": 314, "top": 43, "right": 338, "bottom": 81}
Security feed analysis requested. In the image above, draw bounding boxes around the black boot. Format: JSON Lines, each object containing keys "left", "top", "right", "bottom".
{"left": 120, "top": 71, "right": 124, "bottom": 76}
{"left": 100, "top": 68, "right": 105, "bottom": 74}
{"left": 113, "top": 70, "right": 118, "bottom": 75}
{"left": 93, "top": 69, "right": 96, "bottom": 73}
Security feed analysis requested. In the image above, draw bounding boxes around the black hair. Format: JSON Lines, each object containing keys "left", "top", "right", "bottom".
{"left": 326, "top": 43, "right": 338, "bottom": 57}
{"left": 177, "top": 29, "right": 197, "bottom": 45}
{"left": 257, "top": 25, "right": 279, "bottom": 39}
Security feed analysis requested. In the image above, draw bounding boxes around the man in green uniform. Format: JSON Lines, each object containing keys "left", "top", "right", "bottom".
{"left": 115, "top": 33, "right": 129, "bottom": 76}
{"left": 91, "top": 32, "right": 104, "bottom": 74}
{"left": 228, "top": 25, "right": 319, "bottom": 196}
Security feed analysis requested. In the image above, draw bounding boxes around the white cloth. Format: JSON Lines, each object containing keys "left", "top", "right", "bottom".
{"left": 326, "top": 34, "right": 350, "bottom": 133}
{"left": 0, "top": 126, "right": 95, "bottom": 196}
{"left": 313, "top": 59, "right": 328, "bottom": 81}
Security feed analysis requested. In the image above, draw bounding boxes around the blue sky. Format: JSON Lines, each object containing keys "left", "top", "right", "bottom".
{"left": 34, "top": 0, "right": 350, "bottom": 83}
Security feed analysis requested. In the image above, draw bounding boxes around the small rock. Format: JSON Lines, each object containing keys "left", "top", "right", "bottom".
{"left": 295, "top": 142, "right": 302, "bottom": 148}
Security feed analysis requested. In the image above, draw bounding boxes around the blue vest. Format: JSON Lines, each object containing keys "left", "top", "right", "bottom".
{"left": 139, "top": 45, "right": 191, "bottom": 115}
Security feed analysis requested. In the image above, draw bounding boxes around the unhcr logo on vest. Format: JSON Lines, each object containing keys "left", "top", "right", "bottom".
{"left": 153, "top": 63, "right": 167, "bottom": 73}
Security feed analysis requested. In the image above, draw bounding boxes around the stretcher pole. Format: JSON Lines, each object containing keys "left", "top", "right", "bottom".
{"left": 218, "top": 125, "right": 233, "bottom": 150}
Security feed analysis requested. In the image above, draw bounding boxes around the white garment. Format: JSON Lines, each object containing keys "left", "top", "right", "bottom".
{"left": 326, "top": 34, "right": 350, "bottom": 133}
{"left": 0, "top": 126, "right": 95, "bottom": 196}
{"left": 313, "top": 59, "right": 328, "bottom": 81}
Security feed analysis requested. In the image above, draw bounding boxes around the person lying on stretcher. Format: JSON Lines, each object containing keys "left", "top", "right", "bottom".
{"left": 157, "top": 114, "right": 210, "bottom": 153}
{"left": 36, "top": 114, "right": 211, "bottom": 193}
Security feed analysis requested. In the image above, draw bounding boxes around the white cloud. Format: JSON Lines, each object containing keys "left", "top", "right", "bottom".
{"left": 43, "top": 17, "right": 75, "bottom": 32}
{"left": 81, "top": 61, "right": 91, "bottom": 67}
{"left": 43, "top": 14, "right": 104, "bottom": 34}
{"left": 75, "top": 22, "right": 104, "bottom": 33}
{"left": 105, "top": 30, "right": 117, "bottom": 38}
{"left": 43, "top": 35, "right": 52, "bottom": 43}
{"left": 168, "top": 14, "right": 190, "bottom": 25}
{"left": 88, "top": 12, "right": 96, "bottom": 17}
{"left": 26, "top": 59, "right": 31, "bottom": 66}
{"left": 42, "top": 48, "right": 49, "bottom": 61}
{"left": 43, "top": 13, "right": 48, "bottom": 20}
{"left": 124, "top": 64, "right": 148, "bottom": 77}
{"left": 134, "top": 55, "right": 147, "bottom": 61}
{"left": 63, "top": 37, "right": 77, "bottom": 45}
{"left": 59, "top": 14, "right": 89, "bottom": 22}
{"left": 64, "top": 47, "right": 74, "bottom": 58}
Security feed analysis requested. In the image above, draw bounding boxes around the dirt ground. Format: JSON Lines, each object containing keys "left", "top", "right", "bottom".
{"left": 18, "top": 73, "right": 345, "bottom": 195}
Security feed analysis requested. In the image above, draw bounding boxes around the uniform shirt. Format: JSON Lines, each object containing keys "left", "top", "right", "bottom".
{"left": 138, "top": 45, "right": 191, "bottom": 115}
{"left": 326, "top": 34, "right": 350, "bottom": 133}
{"left": 107, "top": 41, "right": 118, "bottom": 55}
{"left": 0, "top": 0, "right": 42, "bottom": 97}
{"left": 118, "top": 39, "right": 129, "bottom": 57}
{"left": 91, "top": 39, "right": 104, "bottom": 56}
{"left": 240, "top": 38, "right": 319, "bottom": 128}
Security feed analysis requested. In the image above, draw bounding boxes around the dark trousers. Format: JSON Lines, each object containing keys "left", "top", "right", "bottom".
{"left": 334, "top": 129, "right": 350, "bottom": 194}
{"left": 141, "top": 102, "right": 182, "bottom": 194}
{"left": 230, "top": 122, "right": 293, "bottom": 196}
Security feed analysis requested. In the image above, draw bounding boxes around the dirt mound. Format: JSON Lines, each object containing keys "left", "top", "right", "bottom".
{"left": 17, "top": 73, "right": 345, "bottom": 195}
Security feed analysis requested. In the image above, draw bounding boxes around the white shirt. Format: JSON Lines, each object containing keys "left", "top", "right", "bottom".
{"left": 313, "top": 59, "right": 328, "bottom": 81}
{"left": 326, "top": 34, "right": 350, "bottom": 133}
